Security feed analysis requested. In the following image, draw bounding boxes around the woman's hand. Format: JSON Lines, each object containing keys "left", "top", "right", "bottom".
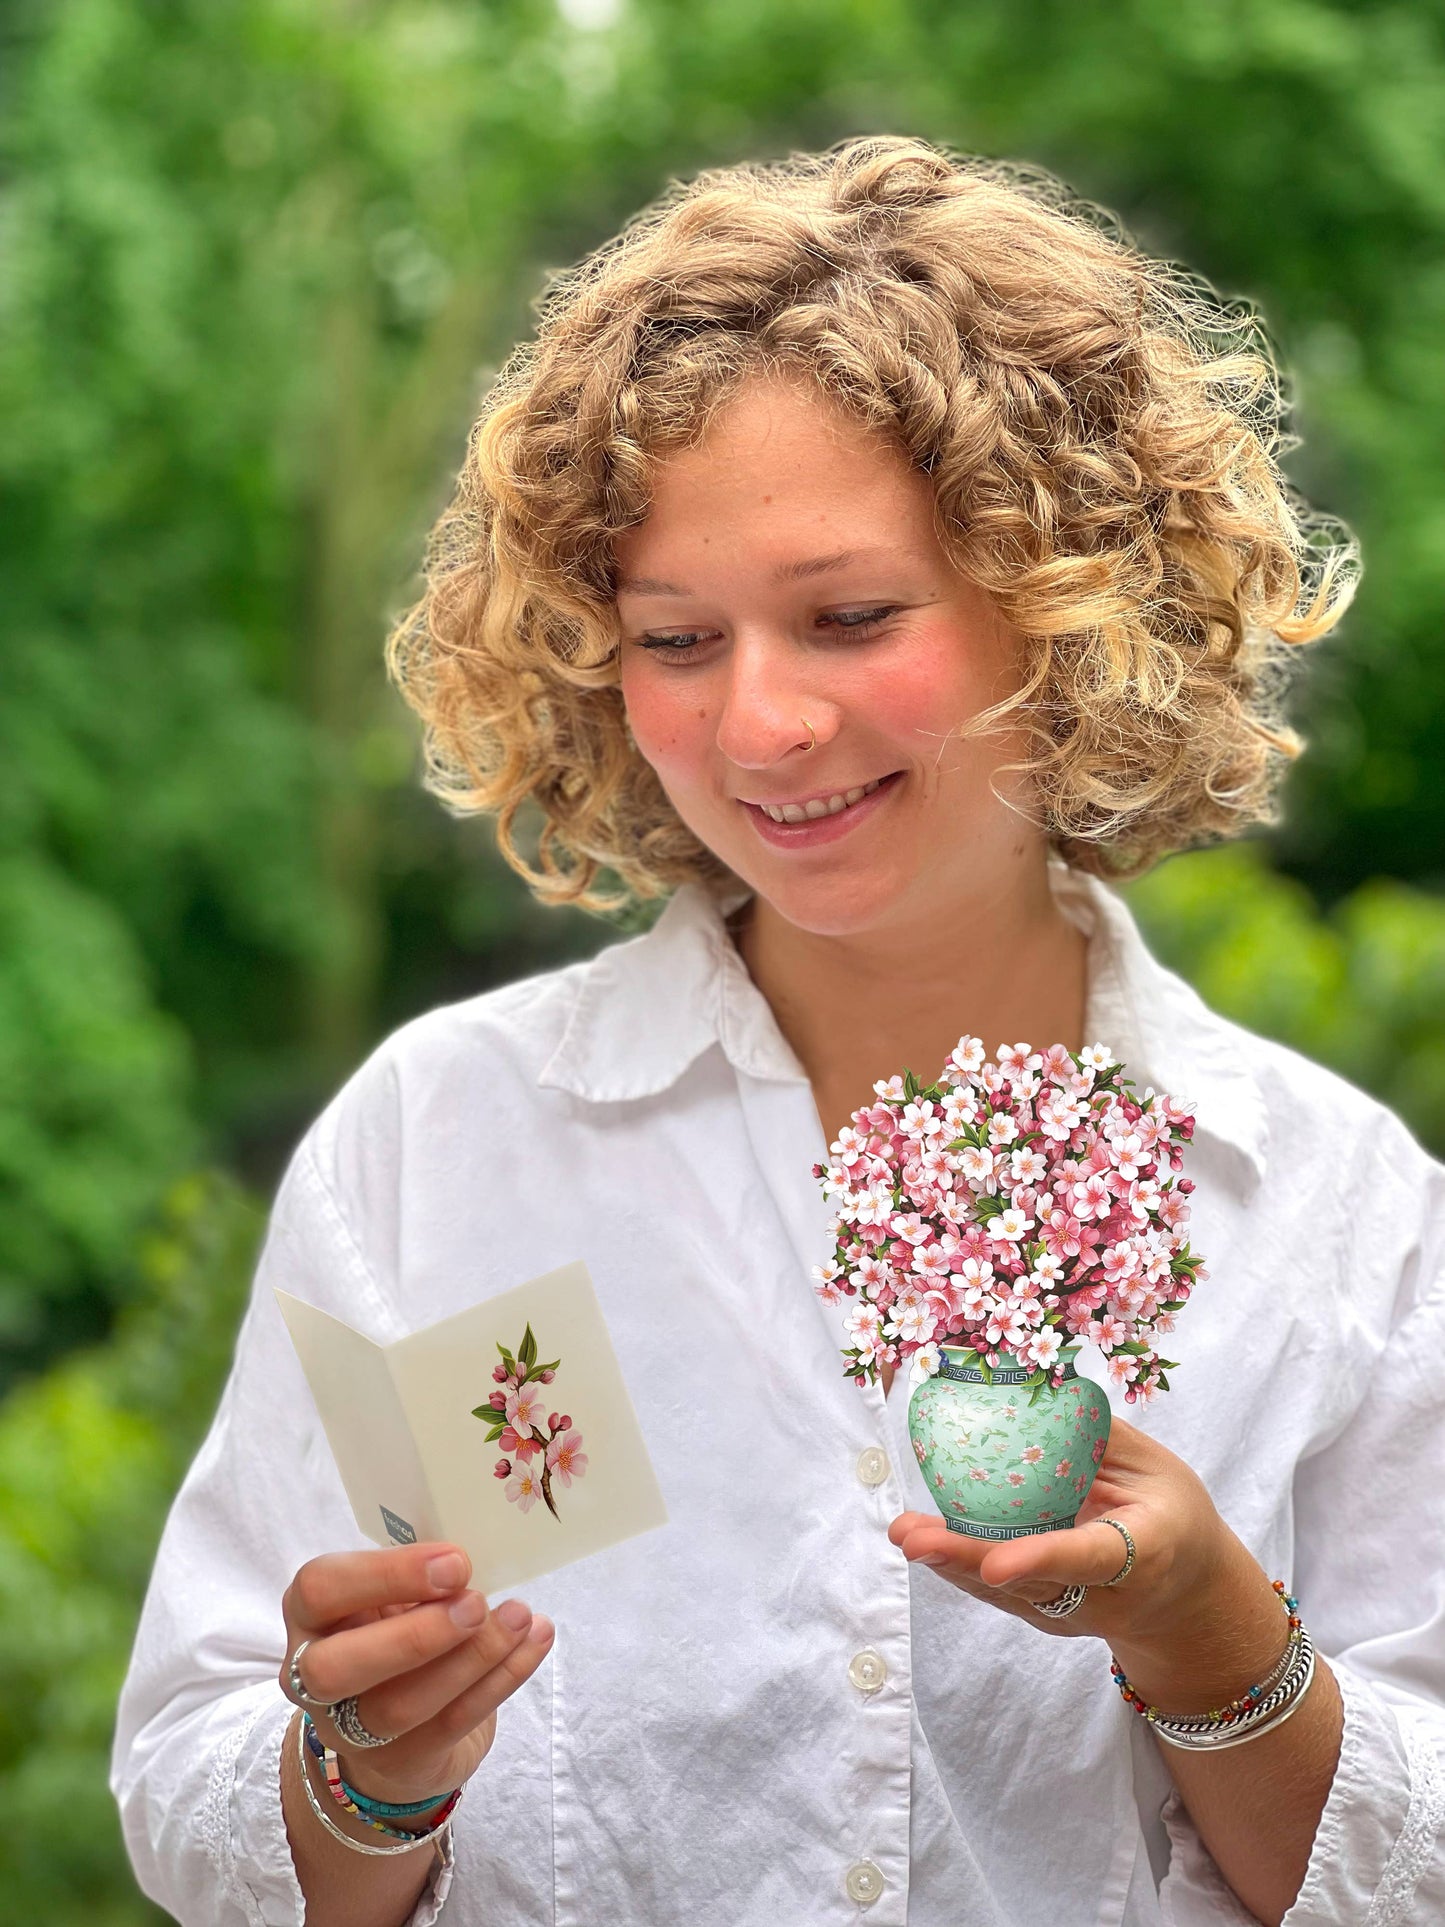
{"left": 279, "top": 1540, "right": 555, "bottom": 1805}
{"left": 887, "top": 1412, "right": 1244, "bottom": 1652}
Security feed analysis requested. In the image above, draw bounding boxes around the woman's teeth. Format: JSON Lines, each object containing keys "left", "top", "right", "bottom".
{"left": 759, "top": 778, "right": 883, "bottom": 824}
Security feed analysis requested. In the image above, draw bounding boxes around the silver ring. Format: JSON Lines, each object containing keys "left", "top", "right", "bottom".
{"left": 1098, "top": 1517, "right": 1137, "bottom": 1587}
{"left": 1033, "top": 1583, "right": 1088, "bottom": 1619}
{"left": 286, "top": 1639, "right": 331, "bottom": 1710}
{"left": 330, "top": 1694, "right": 393, "bottom": 1749}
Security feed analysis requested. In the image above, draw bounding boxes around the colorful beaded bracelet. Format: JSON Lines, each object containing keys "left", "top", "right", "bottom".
{"left": 301, "top": 1714, "right": 462, "bottom": 1841}
{"left": 1110, "top": 1580, "right": 1303, "bottom": 1729}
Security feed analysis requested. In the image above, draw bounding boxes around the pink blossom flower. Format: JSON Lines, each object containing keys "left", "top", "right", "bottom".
{"left": 505, "top": 1380, "right": 548, "bottom": 1439}
{"left": 1023, "top": 1327, "right": 1063, "bottom": 1369}
{"left": 947, "top": 1037, "right": 986, "bottom": 1078}
{"left": 505, "top": 1465, "right": 543, "bottom": 1512}
{"left": 987, "top": 1205, "right": 1033, "bottom": 1243}
{"left": 1009, "top": 1147, "right": 1048, "bottom": 1186}
{"left": 493, "top": 1458, "right": 512, "bottom": 1479}
{"left": 1055, "top": 1458, "right": 1072, "bottom": 1476}
{"left": 1092, "top": 1437, "right": 1107, "bottom": 1464}
{"left": 1007, "top": 1471, "right": 1027, "bottom": 1487}
{"left": 970, "top": 1466, "right": 990, "bottom": 1482}
{"left": 1100, "top": 1242, "right": 1140, "bottom": 1286}
{"left": 912, "top": 1241, "right": 953, "bottom": 1281}
{"left": 1019, "top": 1443, "right": 1044, "bottom": 1464}
{"left": 959, "top": 1146, "right": 997, "bottom": 1188}
{"left": 1072, "top": 1173, "right": 1113, "bottom": 1221}
{"left": 545, "top": 1428, "right": 588, "bottom": 1487}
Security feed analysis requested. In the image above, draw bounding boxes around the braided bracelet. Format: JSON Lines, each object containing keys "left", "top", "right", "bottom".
{"left": 1111, "top": 1580, "right": 1315, "bottom": 1750}
{"left": 301, "top": 1715, "right": 462, "bottom": 1843}
{"left": 294, "top": 1714, "right": 452, "bottom": 1857}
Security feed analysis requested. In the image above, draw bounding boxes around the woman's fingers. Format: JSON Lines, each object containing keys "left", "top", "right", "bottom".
{"left": 887, "top": 1507, "right": 1146, "bottom": 1616}
{"left": 289, "top": 1590, "right": 497, "bottom": 1704}
{"left": 366, "top": 1612, "right": 556, "bottom": 1779}
{"left": 339, "top": 1599, "right": 553, "bottom": 1746}
{"left": 284, "top": 1542, "right": 471, "bottom": 1638}
{"left": 976, "top": 1514, "right": 1143, "bottom": 1594}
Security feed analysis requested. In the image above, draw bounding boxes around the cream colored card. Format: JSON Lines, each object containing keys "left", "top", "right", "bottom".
{"left": 275, "top": 1260, "right": 668, "bottom": 1594}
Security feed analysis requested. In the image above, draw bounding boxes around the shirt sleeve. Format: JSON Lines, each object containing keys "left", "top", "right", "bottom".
{"left": 1159, "top": 1142, "right": 1445, "bottom": 1925}
{"left": 109, "top": 1133, "right": 453, "bottom": 1927}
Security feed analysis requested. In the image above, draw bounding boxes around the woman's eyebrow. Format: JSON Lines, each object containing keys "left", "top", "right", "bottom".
{"left": 616, "top": 545, "right": 909, "bottom": 597}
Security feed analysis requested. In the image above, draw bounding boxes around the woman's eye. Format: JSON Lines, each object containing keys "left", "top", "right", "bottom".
{"left": 635, "top": 605, "right": 901, "bottom": 659}
{"left": 823, "top": 606, "right": 898, "bottom": 633}
{"left": 635, "top": 631, "right": 714, "bottom": 656}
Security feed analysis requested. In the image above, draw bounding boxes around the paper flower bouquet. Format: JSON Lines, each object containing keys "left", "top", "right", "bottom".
{"left": 811, "top": 1037, "right": 1207, "bottom": 1536}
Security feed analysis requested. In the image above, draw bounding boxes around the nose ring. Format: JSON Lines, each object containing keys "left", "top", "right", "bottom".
{"left": 797, "top": 717, "right": 817, "bottom": 753}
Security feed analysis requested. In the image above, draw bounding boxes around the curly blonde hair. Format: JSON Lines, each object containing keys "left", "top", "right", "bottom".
{"left": 387, "top": 134, "right": 1356, "bottom": 913}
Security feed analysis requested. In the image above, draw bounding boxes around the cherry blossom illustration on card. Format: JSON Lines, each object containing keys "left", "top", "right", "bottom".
{"left": 473, "top": 1322, "right": 588, "bottom": 1521}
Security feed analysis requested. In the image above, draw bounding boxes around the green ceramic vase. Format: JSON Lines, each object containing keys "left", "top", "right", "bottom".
{"left": 906, "top": 1343, "right": 1112, "bottom": 1539}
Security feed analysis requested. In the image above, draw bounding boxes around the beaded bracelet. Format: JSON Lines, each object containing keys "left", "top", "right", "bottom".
{"left": 1110, "top": 1580, "right": 1313, "bottom": 1748}
{"left": 294, "top": 1714, "right": 452, "bottom": 1858}
{"left": 301, "top": 1715, "right": 462, "bottom": 1842}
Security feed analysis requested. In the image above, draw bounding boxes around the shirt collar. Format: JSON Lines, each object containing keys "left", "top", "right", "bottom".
{"left": 538, "top": 865, "right": 1268, "bottom": 1190}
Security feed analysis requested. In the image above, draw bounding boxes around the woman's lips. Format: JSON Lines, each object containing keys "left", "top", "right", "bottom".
{"left": 740, "top": 770, "right": 904, "bottom": 847}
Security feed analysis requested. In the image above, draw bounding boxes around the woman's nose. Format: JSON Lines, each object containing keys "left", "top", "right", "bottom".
{"left": 714, "top": 640, "right": 837, "bottom": 770}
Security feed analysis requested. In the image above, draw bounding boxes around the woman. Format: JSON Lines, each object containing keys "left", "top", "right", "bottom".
{"left": 113, "top": 137, "right": 1445, "bottom": 1926}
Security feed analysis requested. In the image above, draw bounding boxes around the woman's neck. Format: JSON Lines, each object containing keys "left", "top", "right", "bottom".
{"left": 732, "top": 861, "right": 1089, "bottom": 1148}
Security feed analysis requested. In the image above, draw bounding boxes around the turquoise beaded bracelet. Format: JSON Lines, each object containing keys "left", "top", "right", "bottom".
{"left": 301, "top": 1714, "right": 462, "bottom": 1838}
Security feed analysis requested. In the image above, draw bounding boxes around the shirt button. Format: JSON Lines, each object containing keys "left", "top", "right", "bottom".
{"left": 847, "top": 1649, "right": 887, "bottom": 1694}
{"left": 845, "top": 1860, "right": 885, "bottom": 1905}
{"left": 856, "top": 1446, "right": 890, "bottom": 1486}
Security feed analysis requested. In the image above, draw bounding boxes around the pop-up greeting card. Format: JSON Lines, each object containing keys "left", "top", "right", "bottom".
{"left": 276, "top": 1259, "right": 668, "bottom": 1591}
{"left": 812, "top": 1037, "right": 1206, "bottom": 1540}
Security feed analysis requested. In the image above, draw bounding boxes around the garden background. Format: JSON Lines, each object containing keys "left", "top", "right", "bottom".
{"left": 5, "top": 0, "right": 1445, "bottom": 1914}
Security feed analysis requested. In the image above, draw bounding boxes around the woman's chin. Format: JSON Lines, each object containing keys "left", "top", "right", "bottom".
{"left": 738, "top": 866, "right": 917, "bottom": 940}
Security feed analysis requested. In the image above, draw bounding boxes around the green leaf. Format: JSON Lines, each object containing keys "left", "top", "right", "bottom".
{"left": 470, "top": 1403, "right": 503, "bottom": 1420}
{"left": 903, "top": 1069, "right": 919, "bottom": 1099}
{"left": 519, "top": 1324, "right": 537, "bottom": 1369}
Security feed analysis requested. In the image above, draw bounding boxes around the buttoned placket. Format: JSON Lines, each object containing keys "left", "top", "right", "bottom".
{"left": 728, "top": 1046, "right": 914, "bottom": 1922}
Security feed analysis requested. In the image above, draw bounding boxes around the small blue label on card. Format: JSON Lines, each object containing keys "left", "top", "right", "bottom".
{"left": 380, "top": 1506, "right": 417, "bottom": 1545}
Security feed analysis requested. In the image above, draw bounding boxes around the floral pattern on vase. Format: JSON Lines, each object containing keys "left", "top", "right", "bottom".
{"left": 907, "top": 1343, "right": 1111, "bottom": 1539}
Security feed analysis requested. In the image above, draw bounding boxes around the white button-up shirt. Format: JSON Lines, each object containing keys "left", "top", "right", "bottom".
{"left": 112, "top": 865, "right": 1445, "bottom": 1926}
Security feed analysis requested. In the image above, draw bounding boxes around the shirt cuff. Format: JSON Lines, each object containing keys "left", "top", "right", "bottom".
{"left": 1157, "top": 1657, "right": 1442, "bottom": 1927}
{"left": 1284, "top": 1659, "right": 1443, "bottom": 1925}
{"left": 227, "top": 1689, "right": 453, "bottom": 1926}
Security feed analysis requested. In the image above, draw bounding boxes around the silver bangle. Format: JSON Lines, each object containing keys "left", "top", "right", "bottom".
{"left": 1150, "top": 1632, "right": 1317, "bottom": 1751}
{"left": 294, "top": 1714, "right": 447, "bottom": 1856}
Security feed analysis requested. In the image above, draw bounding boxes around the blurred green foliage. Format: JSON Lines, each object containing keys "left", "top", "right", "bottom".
{"left": 5, "top": 0, "right": 1445, "bottom": 1914}
{"left": 0, "top": 1170, "right": 262, "bottom": 1919}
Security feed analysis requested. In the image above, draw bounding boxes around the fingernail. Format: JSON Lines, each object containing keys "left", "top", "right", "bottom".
{"left": 448, "top": 1590, "right": 488, "bottom": 1628}
{"left": 426, "top": 1553, "right": 467, "bottom": 1591}
{"left": 497, "top": 1598, "right": 531, "bottom": 1632}
{"left": 529, "top": 1614, "right": 555, "bottom": 1644}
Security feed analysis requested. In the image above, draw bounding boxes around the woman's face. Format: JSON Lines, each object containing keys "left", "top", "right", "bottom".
{"left": 615, "top": 374, "right": 1037, "bottom": 938}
